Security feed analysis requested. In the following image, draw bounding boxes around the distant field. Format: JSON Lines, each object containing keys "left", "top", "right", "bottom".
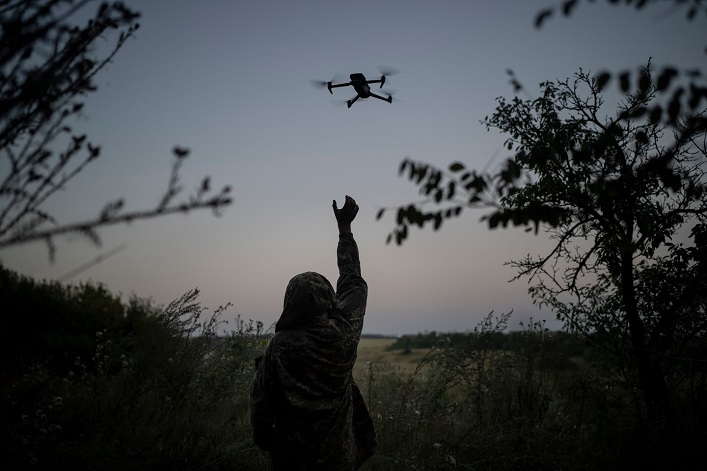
{"left": 353, "top": 337, "right": 433, "bottom": 381}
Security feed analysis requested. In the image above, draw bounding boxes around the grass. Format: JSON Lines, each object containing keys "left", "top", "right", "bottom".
{"left": 354, "top": 338, "right": 432, "bottom": 380}
{"left": 3, "top": 275, "right": 705, "bottom": 471}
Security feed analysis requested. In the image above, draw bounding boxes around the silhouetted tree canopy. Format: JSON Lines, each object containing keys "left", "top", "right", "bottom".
{"left": 0, "top": 0, "right": 232, "bottom": 260}
{"left": 378, "top": 2, "right": 707, "bottom": 428}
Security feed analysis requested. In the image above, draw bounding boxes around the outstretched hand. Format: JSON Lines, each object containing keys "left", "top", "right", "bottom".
{"left": 333, "top": 195, "right": 359, "bottom": 233}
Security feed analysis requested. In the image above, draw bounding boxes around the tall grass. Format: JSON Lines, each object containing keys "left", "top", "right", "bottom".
{"left": 2, "top": 272, "right": 705, "bottom": 470}
{"left": 2, "top": 285, "right": 270, "bottom": 470}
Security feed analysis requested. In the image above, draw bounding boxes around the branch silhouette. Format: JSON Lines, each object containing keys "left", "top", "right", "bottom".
{"left": 0, "top": 1, "right": 233, "bottom": 260}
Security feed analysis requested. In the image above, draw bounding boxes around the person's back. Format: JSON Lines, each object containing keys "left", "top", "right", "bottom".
{"left": 250, "top": 196, "right": 376, "bottom": 470}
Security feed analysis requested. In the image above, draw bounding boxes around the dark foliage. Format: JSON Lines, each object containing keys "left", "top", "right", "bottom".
{"left": 0, "top": 263, "right": 157, "bottom": 377}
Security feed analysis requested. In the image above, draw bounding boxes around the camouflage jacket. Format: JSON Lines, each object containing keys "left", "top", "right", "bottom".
{"left": 250, "top": 233, "right": 376, "bottom": 470}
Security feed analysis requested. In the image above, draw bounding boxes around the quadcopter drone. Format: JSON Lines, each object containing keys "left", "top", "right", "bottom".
{"left": 312, "top": 70, "right": 397, "bottom": 108}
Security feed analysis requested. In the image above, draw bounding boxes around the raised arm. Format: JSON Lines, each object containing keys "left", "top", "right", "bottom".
{"left": 332, "top": 196, "right": 367, "bottom": 333}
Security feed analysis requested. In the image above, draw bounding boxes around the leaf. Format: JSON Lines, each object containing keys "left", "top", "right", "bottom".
{"left": 449, "top": 162, "right": 465, "bottom": 172}
{"left": 595, "top": 72, "right": 611, "bottom": 91}
{"left": 399, "top": 159, "right": 409, "bottom": 175}
{"left": 173, "top": 146, "right": 190, "bottom": 157}
{"left": 376, "top": 208, "right": 385, "bottom": 220}
{"left": 414, "top": 165, "right": 428, "bottom": 184}
{"left": 619, "top": 72, "right": 630, "bottom": 92}
{"left": 688, "top": 84, "right": 707, "bottom": 109}
{"left": 667, "top": 87, "right": 684, "bottom": 122}
{"left": 648, "top": 106, "right": 662, "bottom": 124}
{"left": 535, "top": 8, "right": 553, "bottom": 28}
{"left": 638, "top": 71, "right": 651, "bottom": 93}
{"left": 656, "top": 67, "right": 677, "bottom": 92}
{"left": 562, "top": 0, "right": 578, "bottom": 16}
{"left": 447, "top": 180, "right": 456, "bottom": 199}
{"left": 487, "top": 212, "right": 502, "bottom": 229}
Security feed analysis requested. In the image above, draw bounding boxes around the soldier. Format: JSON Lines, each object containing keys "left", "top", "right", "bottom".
{"left": 250, "top": 195, "right": 377, "bottom": 470}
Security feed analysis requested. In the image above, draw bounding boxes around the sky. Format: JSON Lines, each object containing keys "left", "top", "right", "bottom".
{"left": 1, "top": 0, "right": 704, "bottom": 336}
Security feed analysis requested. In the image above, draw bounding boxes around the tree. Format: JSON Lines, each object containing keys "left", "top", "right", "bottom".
{"left": 378, "top": 1, "right": 707, "bottom": 428}
{"left": 380, "top": 62, "right": 707, "bottom": 424}
{"left": 0, "top": 0, "right": 232, "bottom": 260}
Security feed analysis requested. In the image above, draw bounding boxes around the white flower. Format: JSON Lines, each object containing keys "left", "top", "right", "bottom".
{"left": 433, "top": 442, "right": 442, "bottom": 449}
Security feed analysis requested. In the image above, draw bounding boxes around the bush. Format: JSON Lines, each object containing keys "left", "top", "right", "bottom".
{"left": 0, "top": 267, "right": 270, "bottom": 470}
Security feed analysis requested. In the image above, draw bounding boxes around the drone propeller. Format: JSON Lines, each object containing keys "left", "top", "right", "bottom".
{"left": 309, "top": 79, "right": 329, "bottom": 89}
{"left": 309, "top": 79, "right": 335, "bottom": 94}
{"left": 310, "top": 74, "right": 345, "bottom": 92}
{"left": 330, "top": 98, "right": 353, "bottom": 107}
{"left": 378, "top": 65, "right": 401, "bottom": 77}
{"left": 381, "top": 89, "right": 402, "bottom": 103}
{"left": 377, "top": 66, "right": 400, "bottom": 88}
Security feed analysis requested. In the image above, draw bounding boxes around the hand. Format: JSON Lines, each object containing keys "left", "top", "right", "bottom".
{"left": 333, "top": 195, "right": 359, "bottom": 233}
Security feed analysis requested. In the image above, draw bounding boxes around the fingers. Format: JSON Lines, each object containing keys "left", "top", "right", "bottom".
{"left": 334, "top": 196, "right": 358, "bottom": 214}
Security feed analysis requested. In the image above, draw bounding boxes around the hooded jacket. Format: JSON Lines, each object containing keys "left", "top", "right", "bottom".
{"left": 250, "top": 233, "right": 376, "bottom": 470}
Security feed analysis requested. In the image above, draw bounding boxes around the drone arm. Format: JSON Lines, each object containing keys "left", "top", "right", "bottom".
{"left": 366, "top": 75, "right": 386, "bottom": 88}
{"left": 329, "top": 82, "right": 352, "bottom": 92}
{"left": 369, "top": 92, "right": 393, "bottom": 104}
{"left": 347, "top": 95, "right": 360, "bottom": 108}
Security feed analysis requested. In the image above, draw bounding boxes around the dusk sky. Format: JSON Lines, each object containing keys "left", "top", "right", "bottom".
{"left": 1, "top": 0, "right": 704, "bottom": 335}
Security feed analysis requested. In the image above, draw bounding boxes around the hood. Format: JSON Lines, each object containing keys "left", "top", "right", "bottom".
{"left": 275, "top": 272, "right": 336, "bottom": 332}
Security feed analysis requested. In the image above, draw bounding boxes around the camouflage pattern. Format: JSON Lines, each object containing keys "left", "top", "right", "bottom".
{"left": 250, "top": 233, "right": 376, "bottom": 470}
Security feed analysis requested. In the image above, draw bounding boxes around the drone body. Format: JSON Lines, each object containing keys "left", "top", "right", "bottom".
{"left": 318, "top": 72, "right": 395, "bottom": 108}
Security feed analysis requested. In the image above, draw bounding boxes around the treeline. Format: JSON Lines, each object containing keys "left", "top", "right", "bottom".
{"left": 388, "top": 329, "right": 585, "bottom": 356}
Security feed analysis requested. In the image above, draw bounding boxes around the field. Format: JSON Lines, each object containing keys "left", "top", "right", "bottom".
{"left": 353, "top": 337, "right": 431, "bottom": 380}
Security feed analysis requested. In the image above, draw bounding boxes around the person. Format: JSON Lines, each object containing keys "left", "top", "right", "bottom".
{"left": 249, "top": 195, "right": 377, "bottom": 470}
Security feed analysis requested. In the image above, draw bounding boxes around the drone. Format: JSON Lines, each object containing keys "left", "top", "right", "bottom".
{"left": 312, "top": 70, "right": 397, "bottom": 108}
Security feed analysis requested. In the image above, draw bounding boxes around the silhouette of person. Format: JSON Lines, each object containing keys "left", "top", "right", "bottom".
{"left": 250, "top": 195, "right": 377, "bottom": 470}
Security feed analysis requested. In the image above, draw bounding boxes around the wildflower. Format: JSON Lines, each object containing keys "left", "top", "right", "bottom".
{"left": 433, "top": 443, "right": 442, "bottom": 449}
